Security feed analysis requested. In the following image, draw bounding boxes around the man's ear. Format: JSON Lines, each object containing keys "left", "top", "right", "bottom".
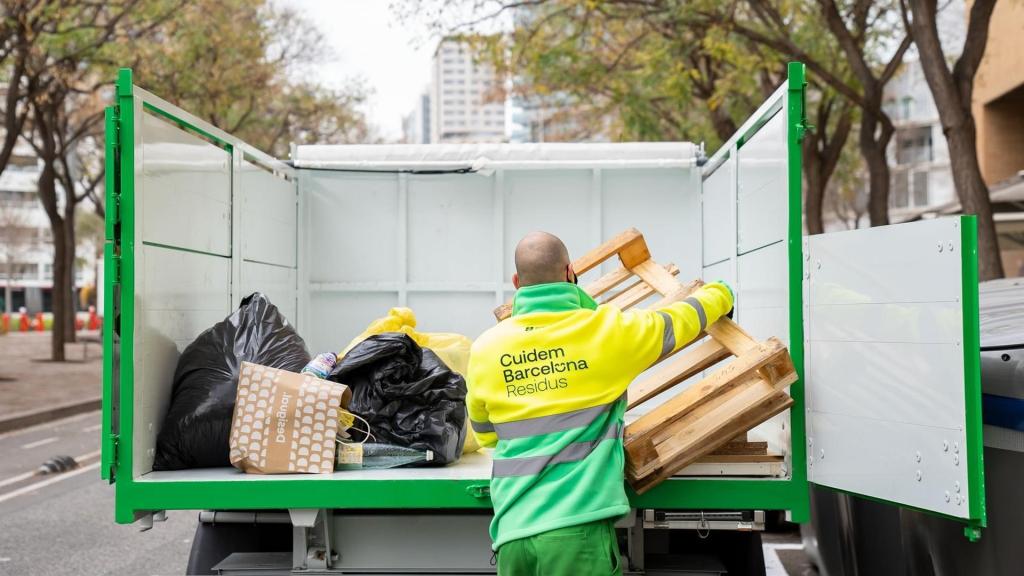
{"left": 566, "top": 263, "right": 576, "bottom": 283}
{"left": 512, "top": 272, "right": 520, "bottom": 289}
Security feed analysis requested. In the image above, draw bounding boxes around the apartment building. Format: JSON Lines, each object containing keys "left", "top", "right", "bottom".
{"left": 430, "top": 38, "right": 506, "bottom": 144}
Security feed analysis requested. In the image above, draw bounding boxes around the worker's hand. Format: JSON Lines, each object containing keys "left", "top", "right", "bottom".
{"left": 714, "top": 280, "right": 735, "bottom": 319}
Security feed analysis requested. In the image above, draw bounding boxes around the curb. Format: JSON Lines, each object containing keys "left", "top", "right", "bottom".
{"left": 0, "top": 397, "right": 102, "bottom": 434}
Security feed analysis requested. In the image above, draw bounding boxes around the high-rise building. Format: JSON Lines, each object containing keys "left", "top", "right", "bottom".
{"left": 402, "top": 90, "right": 431, "bottom": 144}
{"left": 430, "top": 38, "right": 505, "bottom": 143}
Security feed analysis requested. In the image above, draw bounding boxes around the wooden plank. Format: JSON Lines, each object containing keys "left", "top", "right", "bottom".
{"left": 603, "top": 264, "right": 681, "bottom": 310}
{"left": 624, "top": 338, "right": 789, "bottom": 447}
{"left": 705, "top": 317, "right": 757, "bottom": 356}
{"left": 709, "top": 441, "right": 769, "bottom": 456}
{"left": 697, "top": 453, "right": 782, "bottom": 463}
{"left": 626, "top": 339, "right": 730, "bottom": 410}
{"left": 629, "top": 384, "right": 793, "bottom": 493}
{"left": 573, "top": 228, "right": 648, "bottom": 274}
{"left": 493, "top": 302, "right": 512, "bottom": 322}
{"left": 632, "top": 259, "right": 684, "bottom": 295}
{"left": 584, "top": 266, "right": 633, "bottom": 298}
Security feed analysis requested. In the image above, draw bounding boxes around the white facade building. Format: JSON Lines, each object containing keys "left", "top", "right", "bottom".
{"left": 402, "top": 90, "right": 431, "bottom": 144}
{"left": 430, "top": 38, "right": 506, "bottom": 144}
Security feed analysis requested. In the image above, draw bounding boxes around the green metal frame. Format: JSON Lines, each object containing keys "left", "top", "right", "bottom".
{"left": 105, "top": 65, "right": 814, "bottom": 523}
{"left": 961, "top": 216, "right": 986, "bottom": 539}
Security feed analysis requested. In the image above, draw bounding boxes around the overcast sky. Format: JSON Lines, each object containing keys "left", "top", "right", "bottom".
{"left": 282, "top": 0, "right": 434, "bottom": 141}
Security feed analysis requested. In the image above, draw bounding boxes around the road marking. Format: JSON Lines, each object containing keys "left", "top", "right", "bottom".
{"left": 763, "top": 542, "right": 805, "bottom": 576}
{"left": 82, "top": 423, "right": 102, "bottom": 433}
{"left": 0, "top": 470, "right": 37, "bottom": 490}
{"left": 0, "top": 461, "right": 100, "bottom": 504}
{"left": 21, "top": 437, "right": 58, "bottom": 449}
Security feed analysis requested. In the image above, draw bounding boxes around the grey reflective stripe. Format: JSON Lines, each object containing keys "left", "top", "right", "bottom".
{"left": 683, "top": 297, "right": 707, "bottom": 331}
{"left": 492, "top": 422, "right": 622, "bottom": 478}
{"left": 471, "top": 420, "right": 495, "bottom": 434}
{"left": 656, "top": 311, "right": 676, "bottom": 359}
{"left": 492, "top": 395, "right": 624, "bottom": 440}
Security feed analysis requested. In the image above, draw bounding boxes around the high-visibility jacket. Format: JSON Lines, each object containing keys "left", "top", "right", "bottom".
{"left": 466, "top": 281, "right": 734, "bottom": 549}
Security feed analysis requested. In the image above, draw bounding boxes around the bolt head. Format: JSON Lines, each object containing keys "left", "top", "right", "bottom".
{"left": 945, "top": 491, "right": 951, "bottom": 502}
{"left": 819, "top": 449, "right": 825, "bottom": 459}
{"left": 954, "top": 454, "right": 960, "bottom": 466}
{"left": 955, "top": 481, "right": 961, "bottom": 493}
{"left": 943, "top": 440, "right": 949, "bottom": 452}
{"left": 816, "top": 260, "right": 821, "bottom": 269}
{"left": 915, "top": 451, "right": 921, "bottom": 463}
{"left": 953, "top": 441, "right": 959, "bottom": 454}
{"left": 915, "top": 470, "right": 922, "bottom": 481}
{"left": 938, "top": 242, "right": 944, "bottom": 252}
{"left": 947, "top": 241, "right": 954, "bottom": 252}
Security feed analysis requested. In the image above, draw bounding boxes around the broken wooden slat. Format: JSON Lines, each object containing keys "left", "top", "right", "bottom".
{"left": 573, "top": 228, "right": 649, "bottom": 274}
{"left": 632, "top": 259, "right": 685, "bottom": 295}
{"left": 698, "top": 453, "right": 781, "bottom": 463}
{"left": 629, "top": 383, "right": 793, "bottom": 494}
{"left": 709, "top": 441, "right": 768, "bottom": 456}
{"left": 624, "top": 338, "right": 791, "bottom": 450}
{"left": 604, "top": 264, "right": 682, "bottom": 310}
{"left": 626, "top": 338, "right": 730, "bottom": 410}
{"left": 584, "top": 266, "right": 634, "bottom": 299}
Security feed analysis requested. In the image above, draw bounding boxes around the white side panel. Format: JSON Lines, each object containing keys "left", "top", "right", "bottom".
{"left": 701, "top": 160, "right": 733, "bottom": 266}
{"left": 240, "top": 160, "right": 297, "bottom": 268}
{"left": 301, "top": 165, "right": 702, "bottom": 347}
{"left": 503, "top": 170, "right": 593, "bottom": 282}
{"left": 241, "top": 262, "right": 297, "bottom": 324}
{"left": 737, "top": 112, "right": 786, "bottom": 254}
{"left": 307, "top": 292, "right": 399, "bottom": 355}
{"left": 805, "top": 218, "right": 970, "bottom": 518}
{"left": 603, "top": 168, "right": 699, "bottom": 281}
{"left": 140, "top": 112, "right": 231, "bottom": 256}
{"left": 135, "top": 245, "right": 231, "bottom": 477}
{"left": 307, "top": 173, "right": 400, "bottom": 284}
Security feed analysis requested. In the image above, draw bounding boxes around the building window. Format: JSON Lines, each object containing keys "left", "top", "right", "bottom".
{"left": 912, "top": 171, "right": 929, "bottom": 206}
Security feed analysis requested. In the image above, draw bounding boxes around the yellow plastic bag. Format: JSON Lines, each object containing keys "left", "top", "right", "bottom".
{"left": 340, "top": 308, "right": 480, "bottom": 454}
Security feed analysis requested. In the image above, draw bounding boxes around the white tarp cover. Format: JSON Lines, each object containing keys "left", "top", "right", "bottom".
{"left": 294, "top": 142, "right": 699, "bottom": 172}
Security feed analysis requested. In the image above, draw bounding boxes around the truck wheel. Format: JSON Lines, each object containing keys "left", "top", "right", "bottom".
{"left": 186, "top": 520, "right": 291, "bottom": 575}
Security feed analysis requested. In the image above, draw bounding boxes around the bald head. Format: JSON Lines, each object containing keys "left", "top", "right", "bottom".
{"left": 514, "top": 231, "right": 572, "bottom": 287}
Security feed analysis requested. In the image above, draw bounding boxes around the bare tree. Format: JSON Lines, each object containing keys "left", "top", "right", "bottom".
{"left": 905, "top": 0, "right": 1002, "bottom": 279}
{"left": 804, "top": 86, "right": 855, "bottom": 234}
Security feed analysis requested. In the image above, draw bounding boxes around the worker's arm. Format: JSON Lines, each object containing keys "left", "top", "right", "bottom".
{"left": 465, "top": 352, "right": 498, "bottom": 448}
{"left": 614, "top": 282, "right": 734, "bottom": 377}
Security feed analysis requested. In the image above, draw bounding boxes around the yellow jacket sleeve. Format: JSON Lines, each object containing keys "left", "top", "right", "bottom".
{"left": 466, "top": 349, "right": 498, "bottom": 448}
{"left": 614, "top": 282, "right": 734, "bottom": 378}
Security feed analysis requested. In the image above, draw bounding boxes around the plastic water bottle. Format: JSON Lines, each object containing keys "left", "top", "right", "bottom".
{"left": 301, "top": 352, "right": 337, "bottom": 379}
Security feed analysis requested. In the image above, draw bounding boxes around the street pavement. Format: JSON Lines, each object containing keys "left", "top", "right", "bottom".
{"left": 0, "top": 332, "right": 102, "bottom": 418}
{"left": 0, "top": 412, "right": 196, "bottom": 576}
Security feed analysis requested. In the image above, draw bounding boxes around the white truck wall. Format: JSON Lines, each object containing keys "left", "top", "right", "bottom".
{"left": 299, "top": 166, "right": 702, "bottom": 355}
{"left": 701, "top": 109, "right": 792, "bottom": 456}
{"left": 132, "top": 108, "right": 297, "bottom": 478}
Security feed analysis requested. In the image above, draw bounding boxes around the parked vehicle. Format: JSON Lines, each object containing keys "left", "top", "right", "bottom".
{"left": 102, "top": 63, "right": 988, "bottom": 574}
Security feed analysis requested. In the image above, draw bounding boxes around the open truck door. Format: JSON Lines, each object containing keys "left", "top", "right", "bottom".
{"left": 803, "top": 216, "right": 986, "bottom": 538}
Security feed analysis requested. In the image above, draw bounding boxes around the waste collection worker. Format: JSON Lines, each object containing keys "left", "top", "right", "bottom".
{"left": 467, "top": 231, "right": 734, "bottom": 575}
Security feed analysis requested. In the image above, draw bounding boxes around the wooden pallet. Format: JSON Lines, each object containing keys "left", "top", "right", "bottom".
{"left": 494, "top": 228, "right": 797, "bottom": 494}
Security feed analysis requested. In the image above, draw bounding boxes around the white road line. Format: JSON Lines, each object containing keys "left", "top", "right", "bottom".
{"left": 21, "top": 436, "right": 58, "bottom": 450}
{"left": 0, "top": 461, "right": 100, "bottom": 504}
{"left": 82, "top": 423, "right": 102, "bottom": 433}
{"left": 0, "top": 470, "right": 37, "bottom": 490}
{"left": 763, "top": 543, "right": 806, "bottom": 576}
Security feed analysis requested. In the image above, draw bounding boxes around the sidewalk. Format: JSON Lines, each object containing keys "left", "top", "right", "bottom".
{"left": 0, "top": 331, "right": 102, "bottom": 419}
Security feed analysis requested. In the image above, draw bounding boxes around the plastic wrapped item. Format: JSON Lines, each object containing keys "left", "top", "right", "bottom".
{"left": 335, "top": 443, "right": 434, "bottom": 470}
{"left": 340, "top": 308, "right": 479, "bottom": 454}
{"left": 302, "top": 352, "right": 338, "bottom": 380}
{"left": 154, "top": 293, "right": 311, "bottom": 470}
{"left": 329, "top": 333, "right": 467, "bottom": 465}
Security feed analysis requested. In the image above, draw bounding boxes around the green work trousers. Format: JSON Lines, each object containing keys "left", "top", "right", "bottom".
{"left": 496, "top": 519, "right": 622, "bottom": 576}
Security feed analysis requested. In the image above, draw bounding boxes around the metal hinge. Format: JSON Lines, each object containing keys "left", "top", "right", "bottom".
{"left": 105, "top": 434, "right": 119, "bottom": 482}
{"left": 112, "top": 256, "right": 122, "bottom": 284}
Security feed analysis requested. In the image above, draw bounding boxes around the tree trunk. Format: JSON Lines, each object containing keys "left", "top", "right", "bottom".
{"left": 907, "top": 0, "right": 1003, "bottom": 279}
{"left": 859, "top": 112, "right": 892, "bottom": 227}
{"left": 63, "top": 201, "right": 77, "bottom": 342}
{"left": 803, "top": 143, "right": 825, "bottom": 235}
{"left": 38, "top": 156, "right": 66, "bottom": 362}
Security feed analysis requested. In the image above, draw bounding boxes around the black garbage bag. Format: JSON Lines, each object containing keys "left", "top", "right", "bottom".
{"left": 329, "top": 333, "right": 467, "bottom": 465}
{"left": 153, "top": 293, "right": 310, "bottom": 470}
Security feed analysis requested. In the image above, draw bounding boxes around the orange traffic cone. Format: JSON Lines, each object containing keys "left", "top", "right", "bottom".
{"left": 88, "top": 306, "right": 99, "bottom": 330}
{"left": 35, "top": 312, "right": 44, "bottom": 332}
{"left": 19, "top": 313, "right": 29, "bottom": 332}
